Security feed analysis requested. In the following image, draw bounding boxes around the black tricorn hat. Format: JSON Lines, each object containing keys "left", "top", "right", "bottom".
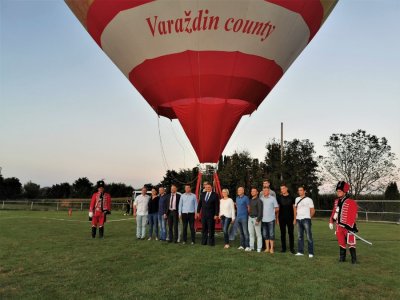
{"left": 97, "top": 180, "right": 105, "bottom": 188}
{"left": 336, "top": 181, "right": 350, "bottom": 193}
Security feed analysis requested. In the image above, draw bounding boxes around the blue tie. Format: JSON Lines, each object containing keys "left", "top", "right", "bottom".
{"left": 205, "top": 193, "right": 210, "bottom": 202}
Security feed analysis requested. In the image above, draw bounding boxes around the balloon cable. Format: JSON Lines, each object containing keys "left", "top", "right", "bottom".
{"left": 169, "top": 121, "right": 186, "bottom": 168}
{"left": 157, "top": 116, "right": 199, "bottom": 186}
{"left": 157, "top": 116, "right": 170, "bottom": 171}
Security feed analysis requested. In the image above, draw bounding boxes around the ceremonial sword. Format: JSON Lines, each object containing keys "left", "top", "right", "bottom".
{"left": 348, "top": 231, "right": 373, "bottom": 246}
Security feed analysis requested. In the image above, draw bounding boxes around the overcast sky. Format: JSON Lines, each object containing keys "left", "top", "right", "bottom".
{"left": 1, "top": 0, "right": 399, "bottom": 188}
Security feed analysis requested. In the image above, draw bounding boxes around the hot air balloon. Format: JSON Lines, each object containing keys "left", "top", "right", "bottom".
{"left": 65, "top": 0, "right": 337, "bottom": 215}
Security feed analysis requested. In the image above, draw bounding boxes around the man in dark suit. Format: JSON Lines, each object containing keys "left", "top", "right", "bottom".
{"left": 196, "top": 182, "right": 219, "bottom": 246}
{"left": 166, "top": 184, "right": 181, "bottom": 243}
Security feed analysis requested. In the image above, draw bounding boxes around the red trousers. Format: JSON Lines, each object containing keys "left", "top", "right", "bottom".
{"left": 336, "top": 225, "right": 356, "bottom": 248}
{"left": 92, "top": 211, "right": 105, "bottom": 227}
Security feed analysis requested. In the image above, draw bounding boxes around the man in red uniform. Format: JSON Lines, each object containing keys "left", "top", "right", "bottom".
{"left": 329, "top": 181, "right": 358, "bottom": 264}
{"left": 89, "top": 180, "right": 111, "bottom": 238}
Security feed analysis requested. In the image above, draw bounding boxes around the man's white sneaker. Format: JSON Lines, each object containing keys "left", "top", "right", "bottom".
{"left": 309, "top": 254, "right": 314, "bottom": 258}
{"left": 238, "top": 246, "right": 244, "bottom": 250}
{"left": 257, "top": 249, "right": 261, "bottom": 253}
{"left": 295, "top": 252, "right": 304, "bottom": 256}
{"left": 245, "top": 247, "right": 252, "bottom": 252}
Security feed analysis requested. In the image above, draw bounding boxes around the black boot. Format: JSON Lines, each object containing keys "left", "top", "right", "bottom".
{"left": 91, "top": 227, "right": 96, "bottom": 238}
{"left": 99, "top": 227, "right": 104, "bottom": 238}
{"left": 350, "top": 247, "right": 357, "bottom": 264}
{"left": 339, "top": 247, "right": 346, "bottom": 262}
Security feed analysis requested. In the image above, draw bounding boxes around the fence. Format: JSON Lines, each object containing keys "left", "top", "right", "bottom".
{"left": 0, "top": 198, "right": 131, "bottom": 212}
{"left": 315, "top": 200, "right": 400, "bottom": 224}
{"left": 1, "top": 199, "right": 399, "bottom": 223}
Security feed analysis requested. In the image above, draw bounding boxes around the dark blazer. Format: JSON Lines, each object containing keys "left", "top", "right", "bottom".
{"left": 165, "top": 193, "right": 181, "bottom": 215}
{"left": 197, "top": 191, "right": 219, "bottom": 218}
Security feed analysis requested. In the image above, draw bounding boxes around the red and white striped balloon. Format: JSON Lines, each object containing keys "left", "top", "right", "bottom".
{"left": 66, "top": 0, "right": 337, "bottom": 163}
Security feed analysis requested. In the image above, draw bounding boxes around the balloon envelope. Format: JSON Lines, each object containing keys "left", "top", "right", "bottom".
{"left": 66, "top": 0, "right": 337, "bottom": 163}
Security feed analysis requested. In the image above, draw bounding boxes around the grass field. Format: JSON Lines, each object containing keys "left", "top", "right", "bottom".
{"left": 1, "top": 210, "right": 399, "bottom": 299}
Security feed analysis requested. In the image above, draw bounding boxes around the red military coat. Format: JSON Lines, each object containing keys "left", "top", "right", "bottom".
{"left": 90, "top": 192, "right": 112, "bottom": 213}
{"left": 330, "top": 196, "right": 357, "bottom": 229}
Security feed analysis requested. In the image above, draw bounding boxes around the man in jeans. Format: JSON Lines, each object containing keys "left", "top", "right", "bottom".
{"left": 260, "top": 186, "right": 279, "bottom": 254}
{"left": 133, "top": 187, "right": 150, "bottom": 240}
{"left": 228, "top": 197, "right": 239, "bottom": 243}
{"left": 248, "top": 187, "right": 263, "bottom": 253}
{"left": 277, "top": 183, "right": 296, "bottom": 254}
{"left": 235, "top": 187, "right": 250, "bottom": 251}
{"left": 179, "top": 184, "right": 197, "bottom": 245}
{"left": 294, "top": 186, "right": 315, "bottom": 258}
{"left": 158, "top": 187, "right": 168, "bottom": 241}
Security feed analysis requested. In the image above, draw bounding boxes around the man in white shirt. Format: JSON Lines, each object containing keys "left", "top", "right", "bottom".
{"left": 133, "top": 187, "right": 150, "bottom": 239}
{"left": 294, "top": 186, "right": 315, "bottom": 258}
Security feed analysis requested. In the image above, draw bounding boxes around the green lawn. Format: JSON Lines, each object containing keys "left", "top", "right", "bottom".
{"left": 0, "top": 210, "right": 399, "bottom": 299}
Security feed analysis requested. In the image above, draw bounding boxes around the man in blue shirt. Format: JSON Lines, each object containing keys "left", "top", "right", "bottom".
{"left": 260, "top": 186, "right": 279, "bottom": 254}
{"left": 158, "top": 187, "right": 168, "bottom": 241}
{"left": 179, "top": 184, "right": 198, "bottom": 244}
{"left": 236, "top": 187, "right": 251, "bottom": 251}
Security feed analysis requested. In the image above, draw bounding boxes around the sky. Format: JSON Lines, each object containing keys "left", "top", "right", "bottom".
{"left": 1, "top": 0, "right": 399, "bottom": 188}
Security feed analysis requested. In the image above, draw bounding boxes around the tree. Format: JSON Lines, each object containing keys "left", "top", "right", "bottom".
{"left": 384, "top": 182, "right": 400, "bottom": 200}
{"left": 159, "top": 168, "right": 198, "bottom": 192}
{"left": 218, "top": 151, "right": 265, "bottom": 194}
{"left": 323, "top": 130, "right": 397, "bottom": 199}
{"left": 264, "top": 141, "right": 282, "bottom": 189}
{"left": 47, "top": 183, "right": 71, "bottom": 199}
{"left": 106, "top": 183, "right": 133, "bottom": 197}
{"left": 39, "top": 187, "right": 51, "bottom": 199}
{"left": 72, "top": 177, "right": 93, "bottom": 198}
{"left": 0, "top": 173, "right": 4, "bottom": 199}
{"left": 23, "top": 181, "right": 41, "bottom": 199}
{"left": 0, "top": 177, "right": 22, "bottom": 199}
{"left": 265, "top": 139, "right": 320, "bottom": 197}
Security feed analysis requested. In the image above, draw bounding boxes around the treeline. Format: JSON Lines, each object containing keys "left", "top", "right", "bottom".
{"left": 0, "top": 176, "right": 134, "bottom": 200}
{"left": 158, "top": 139, "right": 399, "bottom": 203}
{"left": 159, "top": 139, "right": 324, "bottom": 200}
{"left": 1, "top": 131, "right": 398, "bottom": 202}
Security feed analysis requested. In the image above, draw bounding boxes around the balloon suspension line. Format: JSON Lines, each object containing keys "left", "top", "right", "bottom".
{"left": 157, "top": 116, "right": 199, "bottom": 186}
{"left": 157, "top": 116, "right": 170, "bottom": 171}
{"left": 169, "top": 121, "right": 186, "bottom": 169}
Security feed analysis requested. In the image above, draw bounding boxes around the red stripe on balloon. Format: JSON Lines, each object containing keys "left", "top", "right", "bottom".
{"left": 86, "top": 0, "right": 154, "bottom": 46}
{"left": 129, "top": 50, "right": 283, "bottom": 118}
{"left": 266, "top": 0, "right": 324, "bottom": 40}
{"left": 173, "top": 98, "right": 251, "bottom": 163}
{"left": 129, "top": 50, "right": 283, "bottom": 163}
{"left": 142, "top": 74, "right": 265, "bottom": 119}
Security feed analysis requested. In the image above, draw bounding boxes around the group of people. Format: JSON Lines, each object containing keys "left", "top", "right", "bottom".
{"left": 89, "top": 179, "right": 359, "bottom": 263}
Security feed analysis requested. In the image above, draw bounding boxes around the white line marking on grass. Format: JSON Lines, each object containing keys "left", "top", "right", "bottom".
{"left": 0, "top": 216, "right": 133, "bottom": 223}
{"left": 41, "top": 217, "right": 88, "bottom": 223}
{"left": 108, "top": 218, "right": 132, "bottom": 222}
{"left": 39, "top": 217, "right": 133, "bottom": 223}
{"left": 0, "top": 216, "right": 32, "bottom": 221}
